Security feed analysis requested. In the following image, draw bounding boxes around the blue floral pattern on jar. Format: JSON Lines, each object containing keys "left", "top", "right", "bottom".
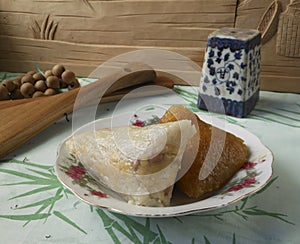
{"left": 198, "top": 28, "right": 261, "bottom": 117}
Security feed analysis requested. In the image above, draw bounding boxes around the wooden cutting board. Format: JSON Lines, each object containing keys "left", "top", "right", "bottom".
{"left": 0, "top": 65, "right": 174, "bottom": 158}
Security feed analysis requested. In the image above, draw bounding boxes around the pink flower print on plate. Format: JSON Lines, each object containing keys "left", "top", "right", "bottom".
{"left": 227, "top": 177, "right": 257, "bottom": 192}
{"left": 241, "top": 162, "right": 257, "bottom": 170}
{"left": 66, "top": 165, "right": 86, "bottom": 181}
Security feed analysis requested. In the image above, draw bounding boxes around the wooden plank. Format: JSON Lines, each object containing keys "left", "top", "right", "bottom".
{"left": 235, "top": 0, "right": 300, "bottom": 93}
{"left": 1, "top": 0, "right": 260, "bottom": 89}
{"left": 0, "top": 0, "right": 236, "bottom": 83}
{"left": 260, "top": 76, "right": 300, "bottom": 93}
{"left": 0, "top": 68, "right": 173, "bottom": 158}
{"left": 0, "top": 0, "right": 236, "bottom": 47}
{"left": 0, "top": 35, "right": 204, "bottom": 85}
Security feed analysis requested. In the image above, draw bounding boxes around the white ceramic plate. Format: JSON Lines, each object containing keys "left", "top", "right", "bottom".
{"left": 55, "top": 110, "right": 273, "bottom": 217}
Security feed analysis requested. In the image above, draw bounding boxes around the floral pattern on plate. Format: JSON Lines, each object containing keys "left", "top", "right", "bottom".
{"left": 55, "top": 110, "right": 273, "bottom": 217}
{"left": 59, "top": 155, "right": 108, "bottom": 199}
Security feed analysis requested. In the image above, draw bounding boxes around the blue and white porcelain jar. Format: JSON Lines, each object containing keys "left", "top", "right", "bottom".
{"left": 198, "top": 28, "right": 261, "bottom": 117}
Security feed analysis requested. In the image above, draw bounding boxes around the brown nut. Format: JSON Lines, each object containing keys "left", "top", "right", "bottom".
{"left": 52, "top": 64, "right": 65, "bottom": 78}
{"left": 13, "top": 78, "right": 22, "bottom": 89}
{"left": 10, "top": 89, "right": 24, "bottom": 100}
{"left": 21, "top": 74, "right": 35, "bottom": 84}
{"left": 44, "top": 70, "right": 54, "bottom": 78}
{"left": 62, "top": 70, "right": 76, "bottom": 84}
{"left": 59, "top": 79, "right": 68, "bottom": 88}
{"left": 2, "top": 79, "right": 16, "bottom": 92}
{"left": 0, "top": 85, "right": 9, "bottom": 100}
{"left": 16, "top": 74, "right": 25, "bottom": 80}
{"left": 44, "top": 88, "right": 57, "bottom": 96}
{"left": 35, "top": 80, "right": 47, "bottom": 92}
{"left": 20, "top": 83, "right": 35, "bottom": 97}
{"left": 46, "top": 76, "right": 60, "bottom": 89}
{"left": 68, "top": 79, "right": 80, "bottom": 90}
{"left": 27, "top": 70, "right": 36, "bottom": 76}
{"left": 32, "top": 91, "right": 44, "bottom": 98}
{"left": 33, "top": 72, "right": 45, "bottom": 81}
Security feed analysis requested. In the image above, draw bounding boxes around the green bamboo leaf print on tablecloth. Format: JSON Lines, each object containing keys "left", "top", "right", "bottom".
{"left": 174, "top": 85, "right": 300, "bottom": 128}
{"left": 0, "top": 76, "right": 299, "bottom": 243}
{"left": 0, "top": 158, "right": 294, "bottom": 243}
{"left": 0, "top": 159, "right": 86, "bottom": 233}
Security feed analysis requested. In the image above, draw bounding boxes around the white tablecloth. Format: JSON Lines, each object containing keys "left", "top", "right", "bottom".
{"left": 1, "top": 76, "right": 299, "bottom": 243}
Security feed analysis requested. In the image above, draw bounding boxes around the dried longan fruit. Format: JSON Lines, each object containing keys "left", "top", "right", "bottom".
{"left": 16, "top": 74, "right": 25, "bottom": 80}
{"left": 52, "top": 64, "right": 65, "bottom": 78}
{"left": 21, "top": 75, "right": 35, "bottom": 85}
{"left": 68, "top": 79, "right": 80, "bottom": 90}
{"left": 62, "top": 70, "right": 76, "bottom": 84}
{"left": 59, "top": 80, "right": 68, "bottom": 88}
{"left": 13, "top": 78, "right": 22, "bottom": 89}
{"left": 10, "top": 89, "right": 24, "bottom": 100}
{"left": 32, "top": 91, "right": 44, "bottom": 98}
{"left": 35, "top": 80, "right": 47, "bottom": 92}
{"left": 0, "top": 85, "right": 9, "bottom": 100}
{"left": 27, "top": 71, "right": 36, "bottom": 76}
{"left": 2, "top": 79, "right": 16, "bottom": 92}
{"left": 20, "top": 83, "right": 35, "bottom": 97}
{"left": 33, "top": 72, "right": 45, "bottom": 81}
{"left": 44, "top": 70, "right": 54, "bottom": 78}
{"left": 46, "top": 76, "right": 60, "bottom": 89}
{"left": 44, "top": 88, "right": 57, "bottom": 96}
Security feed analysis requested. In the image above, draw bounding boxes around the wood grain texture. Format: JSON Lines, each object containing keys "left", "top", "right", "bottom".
{"left": 236, "top": 0, "right": 300, "bottom": 93}
{"left": 0, "top": 0, "right": 236, "bottom": 47}
{"left": 257, "top": 0, "right": 281, "bottom": 44}
{"left": 0, "top": 35, "right": 204, "bottom": 84}
{"left": 276, "top": 1, "right": 300, "bottom": 57}
{"left": 0, "top": 68, "right": 174, "bottom": 158}
{"left": 0, "top": 0, "right": 236, "bottom": 85}
{"left": 0, "top": 0, "right": 299, "bottom": 92}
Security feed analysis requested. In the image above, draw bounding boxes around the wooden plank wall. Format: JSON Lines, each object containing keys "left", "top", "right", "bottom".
{"left": 0, "top": 0, "right": 299, "bottom": 92}
{"left": 235, "top": 0, "right": 300, "bottom": 93}
{"left": 0, "top": 0, "right": 236, "bottom": 78}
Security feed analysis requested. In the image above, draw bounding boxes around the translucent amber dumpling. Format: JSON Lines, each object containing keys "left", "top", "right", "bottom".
{"left": 160, "top": 105, "right": 249, "bottom": 198}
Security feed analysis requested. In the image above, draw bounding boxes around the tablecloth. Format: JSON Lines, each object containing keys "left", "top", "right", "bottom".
{"left": 0, "top": 72, "right": 300, "bottom": 244}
